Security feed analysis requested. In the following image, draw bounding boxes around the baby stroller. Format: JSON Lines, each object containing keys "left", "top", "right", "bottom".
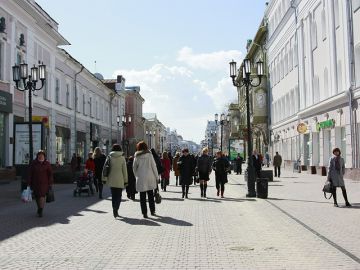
{"left": 73, "top": 170, "right": 95, "bottom": 197}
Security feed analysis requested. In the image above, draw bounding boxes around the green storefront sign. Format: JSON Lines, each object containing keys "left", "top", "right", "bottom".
{"left": 0, "top": 90, "right": 12, "bottom": 113}
{"left": 316, "top": 119, "right": 335, "bottom": 131}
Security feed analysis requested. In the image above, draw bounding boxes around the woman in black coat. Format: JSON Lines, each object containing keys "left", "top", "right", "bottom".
{"left": 126, "top": 156, "right": 137, "bottom": 200}
{"left": 93, "top": 147, "right": 106, "bottom": 199}
{"left": 178, "top": 148, "right": 193, "bottom": 199}
{"left": 213, "top": 151, "right": 229, "bottom": 198}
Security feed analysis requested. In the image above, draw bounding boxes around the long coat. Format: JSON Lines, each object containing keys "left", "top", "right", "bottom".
{"left": 161, "top": 158, "right": 171, "bottom": 180}
{"left": 28, "top": 159, "right": 53, "bottom": 197}
{"left": 94, "top": 154, "right": 106, "bottom": 182}
{"left": 213, "top": 157, "right": 229, "bottom": 184}
{"left": 133, "top": 150, "right": 158, "bottom": 192}
{"left": 102, "top": 151, "right": 128, "bottom": 189}
{"left": 273, "top": 154, "right": 282, "bottom": 167}
{"left": 126, "top": 158, "right": 136, "bottom": 195}
{"left": 327, "top": 156, "right": 345, "bottom": 187}
{"left": 173, "top": 156, "right": 180, "bottom": 176}
{"left": 178, "top": 155, "right": 193, "bottom": 185}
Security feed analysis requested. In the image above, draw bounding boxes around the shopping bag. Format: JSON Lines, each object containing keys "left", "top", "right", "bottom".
{"left": 46, "top": 188, "right": 55, "bottom": 203}
{"left": 21, "top": 187, "right": 32, "bottom": 203}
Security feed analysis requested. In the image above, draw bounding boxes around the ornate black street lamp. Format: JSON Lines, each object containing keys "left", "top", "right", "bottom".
{"left": 229, "top": 58, "right": 263, "bottom": 197}
{"left": 215, "top": 113, "right": 230, "bottom": 152}
{"left": 12, "top": 62, "right": 46, "bottom": 163}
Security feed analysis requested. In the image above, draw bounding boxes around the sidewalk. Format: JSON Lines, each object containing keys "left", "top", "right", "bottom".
{"left": 0, "top": 170, "right": 359, "bottom": 269}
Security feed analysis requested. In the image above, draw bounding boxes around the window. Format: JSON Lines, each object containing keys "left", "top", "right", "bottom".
{"left": 55, "top": 78, "right": 60, "bottom": 104}
{"left": 89, "top": 97, "right": 92, "bottom": 117}
{"left": 43, "top": 71, "right": 49, "bottom": 100}
{"left": 83, "top": 93, "right": 86, "bottom": 115}
{"left": 95, "top": 100, "right": 98, "bottom": 119}
{"left": 66, "top": 84, "right": 70, "bottom": 108}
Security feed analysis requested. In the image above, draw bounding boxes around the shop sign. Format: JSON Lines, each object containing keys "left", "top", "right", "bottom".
{"left": 32, "top": 116, "right": 50, "bottom": 128}
{"left": 297, "top": 123, "right": 308, "bottom": 134}
{"left": 316, "top": 119, "right": 335, "bottom": 131}
{"left": 0, "top": 91, "right": 13, "bottom": 113}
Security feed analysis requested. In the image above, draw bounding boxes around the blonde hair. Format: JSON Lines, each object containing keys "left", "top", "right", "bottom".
{"left": 93, "top": 147, "right": 102, "bottom": 158}
{"left": 202, "top": 147, "right": 209, "bottom": 154}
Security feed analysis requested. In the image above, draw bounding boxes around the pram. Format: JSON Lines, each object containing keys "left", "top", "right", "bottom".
{"left": 73, "top": 170, "right": 95, "bottom": 197}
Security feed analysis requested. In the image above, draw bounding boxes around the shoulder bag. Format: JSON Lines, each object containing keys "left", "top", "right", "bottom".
{"left": 322, "top": 179, "right": 333, "bottom": 199}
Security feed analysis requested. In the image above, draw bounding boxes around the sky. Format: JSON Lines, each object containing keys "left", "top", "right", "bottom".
{"left": 36, "top": 0, "right": 268, "bottom": 144}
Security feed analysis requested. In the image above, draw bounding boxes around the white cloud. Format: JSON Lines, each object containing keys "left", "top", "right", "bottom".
{"left": 112, "top": 48, "right": 239, "bottom": 143}
{"left": 177, "top": 46, "right": 242, "bottom": 71}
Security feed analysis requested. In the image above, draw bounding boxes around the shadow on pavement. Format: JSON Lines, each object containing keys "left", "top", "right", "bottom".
{"left": 268, "top": 184, "right": 284, "bottom": 186}
{"left": 118, "top": 216, "right": 160, "bottom": 226}
{"left": 162, "top": 197, "right": 185, "bottom": 202}
{"left": 267, "top": 197, "right": 331, "bottom": 204}
{"left": 151, "top": 215, "right": 193, "bottom": 226}
{"left": 187, "top": 198, "right": 221, "bottom": 203}
{"left": 0, "top": 185, "right": 112, "bottom": 242}
{"left": 227, "top": 183, "right": 245, "bottom": 186}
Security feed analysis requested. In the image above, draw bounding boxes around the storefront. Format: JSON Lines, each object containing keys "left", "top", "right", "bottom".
{"left": 55, "top": 126, "right": 70, "bottom": 165}
{"left": 77, "top": 131, "right": 86, "bottom": 162}
{"left": 0, "top": 90, "right": 12, "bottom": 167}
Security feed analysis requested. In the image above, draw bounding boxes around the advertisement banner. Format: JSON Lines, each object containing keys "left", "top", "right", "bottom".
{"left": 14, "top": 123, "right": 43, "bottom": 164}
{"left": 229, "top": 139, "right": 244, "bottom": 161}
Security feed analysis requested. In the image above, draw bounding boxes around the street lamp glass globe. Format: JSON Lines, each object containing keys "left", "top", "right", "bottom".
{"left": 243, "top": 58, "right": 251, "bottom": 75}
{"left": 39, "top": 62, "right": 46, "bottom": 80}
{"left": 257, "top": 59, "right": 264, "bottom": 76}
{"left": 20, "top": 63, "right": 28, "bottom": 79}
{"left": 31, "top": 66, "right": 38, "bottom": 82}
{"left": 12, "top": 64, "right": 20, "bottom": 82}
{"left": 128, "top": 115, "right": 132, "bottom": 123}
{"left": 229, "top": 60, "right": 237, "bottom": 78}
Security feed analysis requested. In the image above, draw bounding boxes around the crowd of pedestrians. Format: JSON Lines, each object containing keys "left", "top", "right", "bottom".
{"left": 26, "top": 142, "right": 352, "bottom": 218}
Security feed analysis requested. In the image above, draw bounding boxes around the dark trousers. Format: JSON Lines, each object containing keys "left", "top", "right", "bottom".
{"left": 110, "top": 187, "right": 122, "bottom": 211}
{"left": 215, "top": 180, "right": 225, "bottom": 192}
{"left": 274, "top": 166, "right": 281, "bottom": 177}
{"left": 332, "top": 186, "right": 350, "bottom": 204}
{"left": 181, "top": 184, "right": 189, "bottom": 197}
{"left": 140, "top": 190, "right": 155, "bottom": 215}
{"left": 236, "top": 165, "right": 242, "bottom": 174}
{"left": 98, "top": 182, "right": 103, "bottom": 198}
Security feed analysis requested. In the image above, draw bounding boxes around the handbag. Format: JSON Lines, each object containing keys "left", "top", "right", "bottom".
{"left": 322, "top": 179, "right": 333, "bottom": 199}
{"left": 103, "top": 156, "right": 111, "bottom": 177}
{"left": 154, "top": 190, "right": 162, "bottom": 204}
{"left": 46, "top": 187, "right": 55, "bottom": 203}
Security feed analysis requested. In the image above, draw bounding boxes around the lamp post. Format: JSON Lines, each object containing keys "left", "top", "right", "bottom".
{"left": 210, "top": 130, "right": 216, "bottom": 156}
{"left": 116, "top": 115, "right": 121, "bottom": 144}
{"left": 215, "top": 113, "right": 230, "bottom": 152}
{"left": 12, "top": 62, "right": 46, "bottom": 163}
{"left": 229, "top": 58, "right": 264, "bottom": 197}
{"left": 122, "top": 115, "right": 131, "bottom": 156}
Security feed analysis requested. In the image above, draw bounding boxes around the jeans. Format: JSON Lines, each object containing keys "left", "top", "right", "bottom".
{"left": 274, "top": 166, "right": 281, "bottom": 177}
{"left": 110, "top": 187, "right": 122, "bottom": 211}
{"left": 140, "top": 190, "right": 155, "bottom": 215}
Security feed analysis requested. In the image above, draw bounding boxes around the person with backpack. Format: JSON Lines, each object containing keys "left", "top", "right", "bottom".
{"left": 196, "top": 147, "right": 212, "bottom": 198}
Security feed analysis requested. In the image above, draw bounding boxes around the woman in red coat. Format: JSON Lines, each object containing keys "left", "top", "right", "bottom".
{"left": 27, "top": 150, "right": 53, "bottom": 217}
{"left": 161, "top": 152, "right": 171, "bottom": 191}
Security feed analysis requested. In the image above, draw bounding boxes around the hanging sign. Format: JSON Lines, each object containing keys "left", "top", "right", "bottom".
{"left": 316, "top": 119, "right": 335, "bottom": 131}
{"left": 297, "top": 123, "right": 308, "bottom": 134}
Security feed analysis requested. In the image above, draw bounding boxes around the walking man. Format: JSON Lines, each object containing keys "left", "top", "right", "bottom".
{"left": 235, "top": 153, "right": 243, "bottom": 175}
{"left": 273, "top": 152, "right": 282, "bottom": 177}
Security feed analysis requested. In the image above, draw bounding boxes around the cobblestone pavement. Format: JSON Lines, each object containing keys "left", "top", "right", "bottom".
{"left": 0, "top": 169, "right": 359, "bottom": 270}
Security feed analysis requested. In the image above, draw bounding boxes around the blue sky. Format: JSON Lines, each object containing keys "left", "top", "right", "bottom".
{"left": 36, "top": 0, "right": 268, "bottom": 143}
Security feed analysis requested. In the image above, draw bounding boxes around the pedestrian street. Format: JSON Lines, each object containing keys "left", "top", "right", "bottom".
{"left": 0, "top": 170, "right": 359, "bottom": 270}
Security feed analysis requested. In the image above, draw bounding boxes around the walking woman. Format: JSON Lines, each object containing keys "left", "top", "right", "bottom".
{"left": 93, "top": 147, "right": 106, "bottom": 199}
{"left": 173, "top": 152, "right": 181, "bottom": 186}
{"left": 213, "top": 151, "right": 229, "bottom": 198}
{"left": 102, "top": 144, "right": 128, "bottom": 218}
{"left": 133, "top": 141, "right": 158, "bottom": 218}
{"left": 27, "top": 150, "right": 53, "bottom": 217}
{"left": 161, "top": 152, "right": 171, "bottom": 191}
{"left": 196, "top": 147, "right": 212, "bottom": 198}
{"left": 178, "top": 148, "right": 193, "bottom": 199}
{"left": 126, "top": 156, "right": 137, "bottom": 200}
{"left": 328, "top": 148, "right": 351, "bottom": 207}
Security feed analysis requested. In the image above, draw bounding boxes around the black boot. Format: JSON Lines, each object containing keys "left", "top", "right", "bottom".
{"left": 332, "top": 187, "right": 338, "bottom": 207}
{"left": 182, "top": 185, "right": 185, "bottom": 198}
{"left": 203, "top": 183, "right": 207, "bottom": 198}
{"left": 185, "top": 185, "right": 189, "bottom": 198}
{"left": 200, "top": 183, "right": 204, "bottom": 197}
{"left": 341, "top": 187, "right": 351, "bottom": 207}
{"left": 37, "top": 208, "right": 43, "bottom": 217}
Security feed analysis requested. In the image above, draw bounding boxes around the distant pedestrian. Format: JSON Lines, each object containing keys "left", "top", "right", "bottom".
{"left": 190, "top": 153, "right": 197, "bottom": 185}
{"left": 252, "top": 150, "right": 262, "bottom": 178}
{"left": 235, "top": 153, "right": 243, "bottom": 175}
{"left": 328, "top": 148, "right": 351, "bottom": 207}
{"left": 196, "top": 147, "right": 212, "bottom": 198}
{"left": 133, "top": 141, "right": 158, "bottom": 218}
{"left": 178, "top": 148, "right": 193, "bottom": 199}
{"left": 27, "top": 150, "right": 53, "bottom": 217}
{"left": 265, "top": 152, "right": 270, "bottom": 167}
{"left": 126, "top": 156, "right": 137, "bottom": 200}
{"left": 273, "top": 152, "right": 282, "bottom": 177}
{"left": 161, "top": 152, "right": 171, "bottom": 191}
{"left": 93, "top": 147, "right": 106, "bottom": 199}
{"left": 173, "top": 152, "right": 181, "bottom": 186}
{"left": 213, "top": 151, "right": 229, "bottom": 198}
{"left": 102, "top": 144, "right": 128, "bottom": 218}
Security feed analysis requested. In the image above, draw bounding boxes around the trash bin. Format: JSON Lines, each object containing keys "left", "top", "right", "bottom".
{"left": 256, "top": 178, "right": 268, "bottom": 199}
{"left": 261, "top": 170, "right": 273, "bottom": 182}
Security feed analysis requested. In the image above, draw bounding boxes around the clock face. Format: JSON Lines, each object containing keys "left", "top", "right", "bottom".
{"left": 256, "top": 93, "right": 265, "bottom": 108}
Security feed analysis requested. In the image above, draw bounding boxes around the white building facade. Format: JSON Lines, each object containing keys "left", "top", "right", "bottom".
{"left": 266, "top": 0, "right": 360, "bottom": 178}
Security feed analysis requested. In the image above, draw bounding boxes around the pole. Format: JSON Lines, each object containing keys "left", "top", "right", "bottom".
{"left": 28, "top": 84, "right": 33, "bottom": 163}
{"left": 246, "top": 82, "right": 256, "bottom": 197}
{"left": 220, "top": 123, "right": 223, "bottom": 152}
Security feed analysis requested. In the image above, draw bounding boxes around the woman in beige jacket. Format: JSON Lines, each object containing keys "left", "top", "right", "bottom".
{"left": 102, "top": 144, "right": 128, "bottom": 218}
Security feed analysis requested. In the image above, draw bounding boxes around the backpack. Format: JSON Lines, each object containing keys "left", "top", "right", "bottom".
{"left": 103, "top": 156, "right": 111, "bottom": 177}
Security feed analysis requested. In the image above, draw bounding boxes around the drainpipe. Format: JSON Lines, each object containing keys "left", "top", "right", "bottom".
{"left": 74, "top": 65, "right": 84, "bottom": 155}
{"left": 345, "top": 0, "right": 356, "bottom": 168}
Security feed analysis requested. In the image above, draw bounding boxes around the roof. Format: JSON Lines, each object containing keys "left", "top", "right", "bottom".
{"left": 143, "top": 113, "right": 157, "bottom": 120}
